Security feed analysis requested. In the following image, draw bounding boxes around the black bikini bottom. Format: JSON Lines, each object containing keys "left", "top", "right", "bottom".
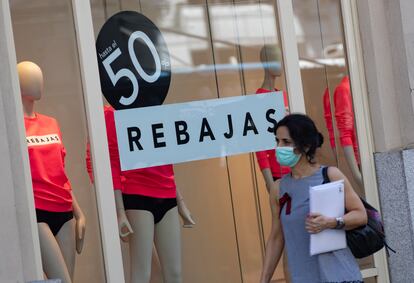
{"left": 123, "top": 194, "right": 177, "bottom": 224}
{"left": 36, "top": 209, "right": 74, "bottom": 236}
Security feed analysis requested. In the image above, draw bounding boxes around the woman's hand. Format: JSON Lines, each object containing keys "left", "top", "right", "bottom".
{"left": 305, "top": 213, "right": 336, "bottom": 234}
{"left": 75, "top": 213, "right": 86, "bottom": 254}
{"left": 117, "top": 209, "right": 134, "bottom": 242}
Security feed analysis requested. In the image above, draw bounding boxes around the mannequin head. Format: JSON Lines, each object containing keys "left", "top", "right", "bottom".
{"left": 17, "top": 61, "right": 43, "bottom": 101}
{"left": 260, "top": 45, "right": 283, "bottom": 77}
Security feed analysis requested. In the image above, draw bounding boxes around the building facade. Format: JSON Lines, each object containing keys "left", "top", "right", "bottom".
{"left": 0, "top": 0, "right": 413, "bottom": 282}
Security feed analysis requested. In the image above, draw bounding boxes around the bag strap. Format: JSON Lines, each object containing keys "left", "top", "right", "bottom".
{"left": 322, "top": 166, "right": 330, "bottom": 184}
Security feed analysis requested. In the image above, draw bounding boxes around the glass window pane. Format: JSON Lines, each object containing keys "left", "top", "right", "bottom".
{"left": 91, "top": 0, "right": 288, "bottom": 282}
{"left": 292, "top": 0, "right": 376, "bottom": 275}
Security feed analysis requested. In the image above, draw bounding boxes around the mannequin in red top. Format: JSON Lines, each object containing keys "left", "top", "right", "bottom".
{"left": 257, "top": 45, "right": 291, "bottom": 283}
{"left": 323, "top": 76, "right": 362, "bottom": 188}
{"left": 18, "top": 61, "right": 85, "bottom": 283}
{"left": 256, "top": 45, "right": 291, "bottom": 193}
{"left": 98, "top": 105, "right": 194, "bottom": 283}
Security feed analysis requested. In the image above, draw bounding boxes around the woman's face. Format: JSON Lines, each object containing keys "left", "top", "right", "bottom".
{"left": 275, "top": 126, "right": 294, "bottom": 147}
{"left": 276, "top": 126, "right": 303, "bottom": 156}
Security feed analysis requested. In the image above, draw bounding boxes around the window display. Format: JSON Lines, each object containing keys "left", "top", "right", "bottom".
{"left": 3, "top": 0, "right": 385, "bottom": 282}
{"left": 10, "top": 1, "right": 106, "bottom": 282}
{"left": 90, "top": 1, "right": 289, "bottom": 282}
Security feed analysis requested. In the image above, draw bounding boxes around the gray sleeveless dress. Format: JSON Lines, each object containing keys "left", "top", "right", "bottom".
{"left": 279, "top": 167, "right": 363, "bottom": 283}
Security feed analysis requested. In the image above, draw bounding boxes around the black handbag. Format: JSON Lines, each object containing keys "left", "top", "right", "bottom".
{"left": 321, "top": 167, "right": 395, "bottom": 258}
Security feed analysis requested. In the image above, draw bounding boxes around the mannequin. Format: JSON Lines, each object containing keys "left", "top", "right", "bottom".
{"left": 255, "top": 45, "right": 291, "bottom": 193}
{"left": 103, "top": 105, "right": 194, "bottom": 283}
{"left": 256, "top": 45, "right": 291, "bottom": 283}
{"left": 323, "top": 76, "right": 362, "bottom": 188}
{"left": 18, "top": 61, "right": 86, "bottom": 283}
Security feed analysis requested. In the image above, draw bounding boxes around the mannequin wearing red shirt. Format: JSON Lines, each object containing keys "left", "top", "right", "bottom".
{"left": 100, "top": 105, "right": 194, "bottom": 283}
{"left": 257, "top": 45, "right": 291, "bottom": 283}
{"left": 18, "top": 61, "right": 85, "bottom": 283}
{"left": 256, "top": 45, "right": 291, "bottom": 193}
{"left": 323, "top": 76, "right": 362, "bottom": 188}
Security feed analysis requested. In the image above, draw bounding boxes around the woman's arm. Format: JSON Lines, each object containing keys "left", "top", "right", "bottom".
{"left": 306, "top": 167, "right": 367, "bottom": 233}
{"left": 260, "top": 180, "right": 285, "bottom": 283}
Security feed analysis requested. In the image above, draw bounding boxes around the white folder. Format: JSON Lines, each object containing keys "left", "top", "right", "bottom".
{"left": 309, "top": 180, "right": 346, "bottom": 256}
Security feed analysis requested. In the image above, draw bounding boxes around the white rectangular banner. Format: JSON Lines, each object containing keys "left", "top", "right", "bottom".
{"left": 115, "top": 92, "right": 285, "bottom": 170}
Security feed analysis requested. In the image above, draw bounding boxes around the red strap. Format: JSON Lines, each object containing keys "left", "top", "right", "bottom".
{"left": 279, "top": 192, "right": 292, "bottom": 215}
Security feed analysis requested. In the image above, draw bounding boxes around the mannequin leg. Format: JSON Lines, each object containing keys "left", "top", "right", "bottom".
{"left": 127, "top": 210, "right": 155, "bottom": 283}
{"left": 55, "top": 218, "right": 76, "bottom": 280}
{"left": 154, "top": 207, "right": 182, "bottom": 283}
{"left": 37, "top": 223, "right": 72, "bottom": 283}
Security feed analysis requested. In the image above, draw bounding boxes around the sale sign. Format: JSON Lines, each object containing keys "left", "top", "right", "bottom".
{"left": 114, "top": 92, "right": 285, "bottom": 170}
{"left": 96, "top": 11, "right": 171, "bottom": 110}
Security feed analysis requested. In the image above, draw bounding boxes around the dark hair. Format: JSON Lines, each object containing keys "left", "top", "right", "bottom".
{"left": 275, "top": 114, "right": 324, "bottom": 163}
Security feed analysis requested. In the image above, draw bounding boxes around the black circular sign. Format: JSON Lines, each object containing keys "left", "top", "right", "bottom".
{"left": 96, "top": 11, "right": 171, "bottom": 110}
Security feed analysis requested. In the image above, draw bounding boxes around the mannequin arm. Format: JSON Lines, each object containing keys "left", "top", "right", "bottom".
{"left": 343, "top": 146, "right": 363, "bottom": 188}
{"left": 176, "top": 188, "right": 195, "bottom": 228}
{"left": 114, "top": 190, "right": 133, "bottom": 241}
{"left": 261, "top": 168, "right": 275, "bottom": 194}
{"left": 72, "top": 193, "right": 86, "bottom": 254}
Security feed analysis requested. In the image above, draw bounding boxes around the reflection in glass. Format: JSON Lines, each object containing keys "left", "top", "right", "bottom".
{"left": 10, "top": 1, "right": 106, "bottom": 282}
{"left": 323, "top": 76, "right": 362, "bottom": 189}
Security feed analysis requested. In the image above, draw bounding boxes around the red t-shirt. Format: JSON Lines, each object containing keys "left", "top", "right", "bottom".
{"left": 255, "top": 88, "right": 291, "bottom": 178}
{"left": 25, "top": 113, "right": 72, "bottom": 212}
{"left": 104, "top": 105, "right": 176, "bottom": 198}
{"left": 323, "top": 76, "right": 360, "bottom": 164}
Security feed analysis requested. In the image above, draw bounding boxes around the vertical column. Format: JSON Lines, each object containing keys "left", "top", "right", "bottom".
{"left": 387, "top": 0, "right": 414, "bottom": 147}
{"left": 71, "top": 0, "right": 125, "bottom": 282}
{"left": 0, "top": 0, "right": 43, "bottom": 281}
{"left": 356, "top": 0, "right": 414, "bottom": 151}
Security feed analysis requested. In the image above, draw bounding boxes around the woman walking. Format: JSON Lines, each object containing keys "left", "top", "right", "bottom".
{"left": 259, "top": 114, "right": 366, "bottom": 283}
